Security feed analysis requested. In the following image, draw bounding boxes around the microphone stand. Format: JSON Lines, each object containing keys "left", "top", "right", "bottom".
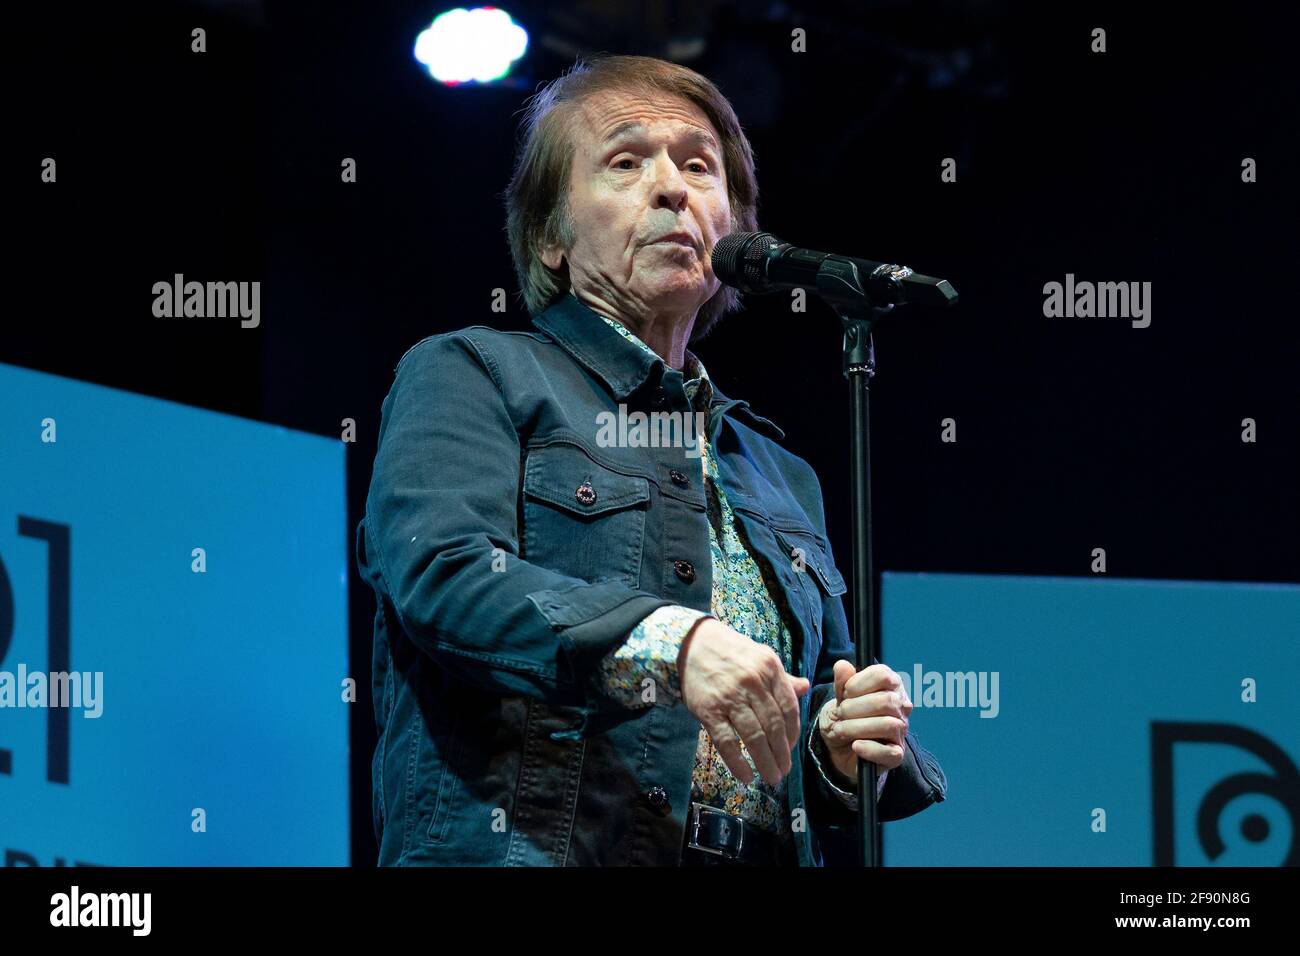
{"left": 714, "top": 230, "right": 957, "bottom": 866}
{"left": 813, "top": 259, "right": 923, "bottom": 868}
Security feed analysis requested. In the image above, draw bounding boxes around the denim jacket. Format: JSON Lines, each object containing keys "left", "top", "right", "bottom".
{"left": 355, "top": 291, "right": 947, "bottom": 866}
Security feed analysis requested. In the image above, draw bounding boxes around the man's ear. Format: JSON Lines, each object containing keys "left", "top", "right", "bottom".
{"left": 539, "top": 241, "right": 564, "bottom": 271}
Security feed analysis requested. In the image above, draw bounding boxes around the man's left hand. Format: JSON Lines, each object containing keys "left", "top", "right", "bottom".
{"left": 817, "top": 661, "right": 912, "bottom": 783}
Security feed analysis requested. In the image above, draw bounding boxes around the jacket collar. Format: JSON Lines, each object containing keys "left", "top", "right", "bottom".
{"left": 706, "top": 382, "right": 785, "bottom": 441}
{"left": 532, "top": 291, "right": 664, "bottom": 402}
{"left": 532, "top": 291, "right": 785, "bottom": 441}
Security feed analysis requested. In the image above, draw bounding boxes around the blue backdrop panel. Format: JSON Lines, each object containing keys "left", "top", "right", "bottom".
{"left": 0, "top": 363, "right": 348, "bottom": 865}
{"left": 883, "top": 572, "right": 1298, "bottom": 866}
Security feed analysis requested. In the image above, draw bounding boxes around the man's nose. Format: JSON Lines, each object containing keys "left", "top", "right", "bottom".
{"left": 650, "top": 153, "right": 688, "bottom": 212}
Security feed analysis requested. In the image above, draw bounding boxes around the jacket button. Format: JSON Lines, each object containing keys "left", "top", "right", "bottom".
{"left": 669, "top": 469, "right": 689, "bottom": 487}
{"left": 645, "top": 786, "right": 671, "bottom": 816}
{"left": 674, "top": 560, "right": 696, "bottom": 583}
{"left": 575, "top": 481, "right": 597, "bottom": 506}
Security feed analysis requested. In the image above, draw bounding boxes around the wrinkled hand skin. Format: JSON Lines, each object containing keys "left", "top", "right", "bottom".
{"left": 678, "top": 616, "right": 811, "bottom": 786}
{"left": 818, "top": 661, "right": 912, "bottom": 782}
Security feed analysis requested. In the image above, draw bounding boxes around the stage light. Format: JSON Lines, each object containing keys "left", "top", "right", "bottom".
{"left": 413, "top": 7, "right": 529, "bottom": 86}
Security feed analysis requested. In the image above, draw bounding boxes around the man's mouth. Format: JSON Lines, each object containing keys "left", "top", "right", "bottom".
{"left": 649, "top": 233, "right": 697, "bottom": 250}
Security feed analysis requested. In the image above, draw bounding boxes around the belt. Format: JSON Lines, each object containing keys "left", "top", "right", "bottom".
{"left": 682, "top": 801, "right": 784, "bottom": 866}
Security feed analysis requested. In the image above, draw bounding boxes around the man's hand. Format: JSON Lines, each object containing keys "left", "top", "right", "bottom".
{"left": 817, "top": 661, "right": 912, "bottom": 783}
{"left": 677, "top": 618, "right": 810, "bottom": 786}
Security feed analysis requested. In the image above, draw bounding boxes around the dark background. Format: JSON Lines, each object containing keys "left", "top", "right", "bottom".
{"left": 9, "top": 0, "right": 1298, "bottom": 866}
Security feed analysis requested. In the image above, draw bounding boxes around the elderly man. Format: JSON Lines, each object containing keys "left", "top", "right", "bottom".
{"left": 356, "top": 53, "right": 946, "bottom": 867}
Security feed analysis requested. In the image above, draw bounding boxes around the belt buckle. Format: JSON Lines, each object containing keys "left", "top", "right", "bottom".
{"left": 687, "top": 802, "right": 744, "bottom": 860}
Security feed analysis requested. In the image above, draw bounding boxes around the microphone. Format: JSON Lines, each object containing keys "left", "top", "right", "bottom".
{"left": 711, "top": 231, "right": 958, "bottom": 309}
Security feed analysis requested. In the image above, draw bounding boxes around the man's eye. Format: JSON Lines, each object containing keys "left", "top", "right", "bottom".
{"left": 687, "top": 161, "right": 710, "bottom": 173}
{"left": 613, "top": 158, "right": 637, "bottom": 170}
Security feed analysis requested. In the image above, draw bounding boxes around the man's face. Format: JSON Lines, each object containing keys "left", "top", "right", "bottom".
{"left": 542, "top": 89, "right": 732, "bottom": 320}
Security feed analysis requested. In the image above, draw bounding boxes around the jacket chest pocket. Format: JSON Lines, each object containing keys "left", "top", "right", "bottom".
{"left": 522, "top": 442, "right": 650, "bottom": 588}
{"left": 771, "top": 525, "right": 847, "bottom": 641}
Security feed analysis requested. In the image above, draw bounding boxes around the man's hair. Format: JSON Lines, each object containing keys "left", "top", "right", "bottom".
{"left": 503, "top": 54, "right": 760, "bottom": 342}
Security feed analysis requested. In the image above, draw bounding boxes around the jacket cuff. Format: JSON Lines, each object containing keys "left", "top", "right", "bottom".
{"left": 526, "top": 583, "right": 678, "bottom": 741}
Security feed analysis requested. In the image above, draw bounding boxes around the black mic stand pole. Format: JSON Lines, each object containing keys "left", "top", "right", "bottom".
{"left": 814, "top": 260, "right": 909, "bottom": 868}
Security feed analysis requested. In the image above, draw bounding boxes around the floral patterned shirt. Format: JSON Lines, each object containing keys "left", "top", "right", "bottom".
{"left": 590, "top": 316, "right": 884, "bottom": 845}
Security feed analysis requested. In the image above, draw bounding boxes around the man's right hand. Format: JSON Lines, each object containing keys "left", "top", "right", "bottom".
{"left": 677, "top": 617, "right": 811, "bottom": 786}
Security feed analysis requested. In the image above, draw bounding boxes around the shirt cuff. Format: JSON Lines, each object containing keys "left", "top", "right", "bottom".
{"left": 592, "top": 605, "right": 711, "bottom": 708}
{"left": 807, "top": 699, "right": 889, "bottom": 809}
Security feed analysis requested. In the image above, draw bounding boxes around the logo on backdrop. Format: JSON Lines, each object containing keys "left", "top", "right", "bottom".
{"left": 1151, "top": 722, "right": 1300, "bottom": 866}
